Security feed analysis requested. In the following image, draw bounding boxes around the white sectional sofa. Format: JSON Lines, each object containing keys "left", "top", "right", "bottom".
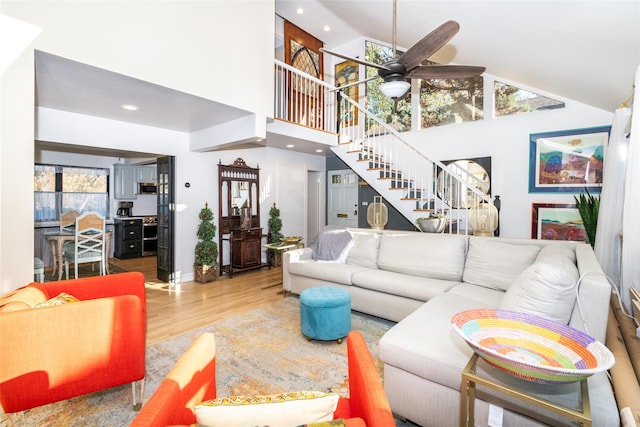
{"left": 282, "top": 228, "right": 618, "bottom": 427}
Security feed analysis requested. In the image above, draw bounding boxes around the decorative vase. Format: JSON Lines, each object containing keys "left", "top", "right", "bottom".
{"left": 416, "top": 217, "right": 447, "bottom": 233}
{"left": 195, "top": 264, "right": 218, "bottom": 283}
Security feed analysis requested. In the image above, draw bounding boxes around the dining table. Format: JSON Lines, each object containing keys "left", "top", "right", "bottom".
{"left": 44, "top": 230, "right": 112, "bottom": 280}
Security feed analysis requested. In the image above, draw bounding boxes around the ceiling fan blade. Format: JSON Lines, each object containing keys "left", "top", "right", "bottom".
{"left": 399, "top": 20, "right": 460, "bottom": 71}
{"left": 320, "top": 48, "right": 390, "bottom": 71}
{"left": 407, "top": 65, "right": 486, "bottom": 79}
{"left": 328, "top": 75, "right": 380, "bottom": 92}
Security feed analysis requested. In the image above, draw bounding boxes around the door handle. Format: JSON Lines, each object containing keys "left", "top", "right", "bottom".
{"left": 354, "top": 210, "right": 358, "bottom": 215}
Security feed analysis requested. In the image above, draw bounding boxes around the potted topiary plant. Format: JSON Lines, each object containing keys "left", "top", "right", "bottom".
{"left": 268, "top": 202, "right": 284, "bottom": 244}
{"left": 194, "top": 202, "right": 218, "bottom": 283}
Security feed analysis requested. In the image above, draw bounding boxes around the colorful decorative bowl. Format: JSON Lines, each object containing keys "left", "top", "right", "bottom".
{"left": 451, "top": 309, "right": 615, "bottom": 384}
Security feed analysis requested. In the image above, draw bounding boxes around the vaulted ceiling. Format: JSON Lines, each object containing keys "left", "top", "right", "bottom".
{"left": 276, "top": 0, "right": 639, "bottom": 112}
{"left": 34, "top": 1, "right": 639, "bottom": 159}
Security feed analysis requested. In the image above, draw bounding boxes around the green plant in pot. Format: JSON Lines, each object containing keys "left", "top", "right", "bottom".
{"left": 194, "top": 202, "right": 219, "bottom": 283}
{"left": 268, "top": 202, "right": 284, "bottom": 244}
{"left": 574, "top": 189, "right": 600, "bottom": 248}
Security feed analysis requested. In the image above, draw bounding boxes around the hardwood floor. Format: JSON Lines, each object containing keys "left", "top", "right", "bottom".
{"left": 109, "top": 257, "right": 285, "bottom": 345}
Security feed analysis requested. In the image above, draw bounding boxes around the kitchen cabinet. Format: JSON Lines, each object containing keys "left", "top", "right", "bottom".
{"left": 114, "top": 164, "right": 137, "bottom": 199}
{"left": 137, "top": 165, "right": 156, "bottom": 183}
{"left": 114, "top": 218, "right": 142, "bottom": 259}
{"left": 114, "top": 164, "right": 157, "bottom": 199}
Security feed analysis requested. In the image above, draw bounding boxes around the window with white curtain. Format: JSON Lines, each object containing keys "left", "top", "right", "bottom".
{"left": 34, "top": 164, "right": 109, "bottom": 222}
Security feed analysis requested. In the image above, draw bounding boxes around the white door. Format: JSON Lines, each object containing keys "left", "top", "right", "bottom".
{"left": 327, "top": 169, "right": 359, "bottom": 228}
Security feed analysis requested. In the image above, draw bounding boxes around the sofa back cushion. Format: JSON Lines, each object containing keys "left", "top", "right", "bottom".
{"left": 346, "top": 231, "right": 381, "bottom": 269}
{"left": 463, "top": 238, "right": 540, "bottom": 291}
{"left": 499, "top": 255, "right": 579, "bottom": 324}
{"left": 377, "top": 233, "right": 467, "bottom": 281}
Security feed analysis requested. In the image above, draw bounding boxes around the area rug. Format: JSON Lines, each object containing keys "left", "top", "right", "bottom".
{"left": 1, "top": 297, "right": 417, "bottom": 426}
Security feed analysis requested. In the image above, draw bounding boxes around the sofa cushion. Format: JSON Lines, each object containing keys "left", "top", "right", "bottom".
{"left": 377, "top": 233, "right": 467, "bottom": 281}
{"left": 288, "top": 260, "right": 368, "bottom": 286}
{"left": 195, "top": 391, "right": 339, "bottom": 427}
{"left": 346, "top": 231, "right": 380, "bottom": 269}
{"left": 447, "top": 283, "right": 504, "bottom": 307}
{"left": 379, "top": 292, "right": 488, "bottom": 391}
{"left": 352, "top": 269, "right": 457, "bottom": 302}
{"left": 499, "top": 256, "right": 579, "bottom": 324}
{"left": 462, "top": 238, "right": 540, "bottom": 291}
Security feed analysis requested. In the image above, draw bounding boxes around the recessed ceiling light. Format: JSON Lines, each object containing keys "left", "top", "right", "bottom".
{"left": 296, "top": 7, "right": 303, "bottom": 14}
{"left": 315, "top": 149, "right": 323, "bottom": 153}
{"left": 286, "top": 144, "right": 295, "bottom": 148}
{"left": 121, "top": 104, "right": 139, "bottom": 111}
{"left": 323, "top": 25, "right": 330, "bottom": 32}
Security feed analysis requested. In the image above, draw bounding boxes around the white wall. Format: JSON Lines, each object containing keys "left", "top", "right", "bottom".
{"left": 402, "top": 97, "right": 613, "bottom": 238}
{"left": 36, "top": 107, "right": 325, "bottom": 283}
{"left": 1, "top": 1, "right": 275, "bottom": 293}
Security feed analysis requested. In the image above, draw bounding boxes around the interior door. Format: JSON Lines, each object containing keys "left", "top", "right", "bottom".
{"left": 156, "top": 156, "right": 175, "bottom": 283}
{"left": 327, "top": 169, "right": 358, "bottom": 228}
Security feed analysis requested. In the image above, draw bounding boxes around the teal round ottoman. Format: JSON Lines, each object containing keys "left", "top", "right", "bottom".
{"left": 300, "top": 286, "right": 351, "bottom": 344}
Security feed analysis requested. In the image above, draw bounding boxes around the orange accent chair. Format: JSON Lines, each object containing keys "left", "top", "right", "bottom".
{"left": 131, "top": 331, "right": 396, "bottom": 427}
{"left": 0, "top": 272, "right": 146, "bottom": 414}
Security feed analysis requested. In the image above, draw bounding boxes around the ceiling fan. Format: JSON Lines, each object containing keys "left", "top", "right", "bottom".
{"left": 321, "top": 0, "right": 485, "bottom": 99}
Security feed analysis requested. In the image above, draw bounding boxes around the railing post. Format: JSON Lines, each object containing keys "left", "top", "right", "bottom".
{"left": 336, "top": 90, "right": 342, "bottom": 135}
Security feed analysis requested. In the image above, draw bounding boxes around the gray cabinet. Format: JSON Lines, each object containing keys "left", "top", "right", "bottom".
{"left": 114, "top": 164, "right": 157, "bottom": 199}
{"left": 114, "top": 164, "right": 137, "bottom": 199}
{"left": 137, "top": 165, "right": 156, "bottom": 183}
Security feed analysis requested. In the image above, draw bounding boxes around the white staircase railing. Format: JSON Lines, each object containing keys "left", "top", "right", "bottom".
{"left": 273, "top": 60, "right": 494, "bottom": 234}
{"left": 274, "top": 59, "right": 337, "bottom": 133}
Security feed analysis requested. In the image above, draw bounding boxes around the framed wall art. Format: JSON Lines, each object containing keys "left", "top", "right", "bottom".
{"left": 531, "top": 203, "right": 586, "bottom": 241}
{"left": 528, "top": 126, "right": 610, "bottom": 193}
{"left": 335, "top": 60, "right": 359, "bottom": 126}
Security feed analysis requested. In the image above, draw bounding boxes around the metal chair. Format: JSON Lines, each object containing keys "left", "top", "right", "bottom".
{"left": 63, "top": 212, "right": 106, "bottom": 279}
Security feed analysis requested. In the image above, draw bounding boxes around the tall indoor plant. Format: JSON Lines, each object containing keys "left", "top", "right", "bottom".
{"left": 574, "top": 189, "right": 600, "bottom": 248}
{"left": 194, "top": 202, "right": 218, "bottom": 283}
{"left": 268, "top": 202, "right": 284, "bottom": 244}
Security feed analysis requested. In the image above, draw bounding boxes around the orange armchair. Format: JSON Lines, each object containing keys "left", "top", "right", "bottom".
{"left": 131, "top": 331, "right": 395, "bottom": 427}
{"left": 0, "top": 272, "right": 146, "bottom": 414}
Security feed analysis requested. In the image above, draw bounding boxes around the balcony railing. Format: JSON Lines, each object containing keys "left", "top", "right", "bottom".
{"left": 274, "top": 59, "right": 337, "bottom": 133}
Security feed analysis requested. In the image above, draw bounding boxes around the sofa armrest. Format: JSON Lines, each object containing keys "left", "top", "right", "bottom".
{"left": 131, "top": 333, "right": 217, "bottom": 427}
{"left": 342, "top": 331, "right": 395, "bottom": 427}
{"left": 0, "top": 293, "right": 146, "bottom": 412}
{"left": 283, "top": 248, "right": 312, "bottom": 292}
{"left": 29, "top": 271, "right": 146, "bottom": 307}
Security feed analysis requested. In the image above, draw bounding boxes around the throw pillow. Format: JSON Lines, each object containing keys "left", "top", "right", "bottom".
{"left": 35, "top": 292, "right": 80, "bottom": 308}
{"left": 462, "top": 238, "right": 540, "bottom": 291}
{"left": 499, "top": 256, "right": 579, "bottom": 324}
{"left": 0, "top": 286, "right": 47, "bottom": 312}
{"left": 311, "top": 228, "right": 354, "bottom": 263}
{"left": 195, "top": 391, "right": 339, "bottom": 427}
{"left": 345, "top": 231, "right": 380, "bottom": 269}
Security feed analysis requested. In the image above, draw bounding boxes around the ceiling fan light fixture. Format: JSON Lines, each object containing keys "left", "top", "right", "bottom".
{"left": 379, "top": 80, "right": 410, "bottom": 99}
